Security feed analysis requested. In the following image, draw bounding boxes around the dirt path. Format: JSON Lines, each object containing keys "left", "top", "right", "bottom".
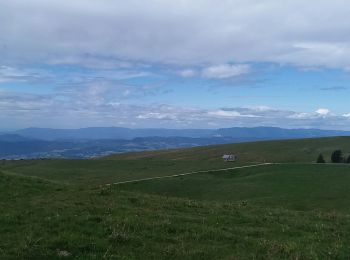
{"left": 109, "top": 162, "right": 273, "bottom": 186}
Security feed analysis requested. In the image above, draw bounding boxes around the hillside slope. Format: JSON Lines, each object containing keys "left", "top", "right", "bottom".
{"left": 105, "top": 136, "right": 350, "bottom": 163}
{"left": 3, "top": 137, "right": 350, "bottom": 258}
{"left": 120, "top": 163, "right": 350, "bottom": 213}
{"left": 2, "top": 171, "right": 350, "bottom": 259}
{"left": 2, "top": 137, "right": 350, "bottom": 185}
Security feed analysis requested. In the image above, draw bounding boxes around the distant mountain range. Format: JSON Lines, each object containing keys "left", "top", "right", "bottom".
{"left": 0, "top": 127, "right": 349, "bottom": 159}
{"left": 11, "top": 126, "right": 350, "bottom": 141}
{"left": 12, "top": 127, "right": 214, "bottom": 140}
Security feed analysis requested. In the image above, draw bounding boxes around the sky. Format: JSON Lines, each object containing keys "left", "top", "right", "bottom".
{"left": 1, "top": 0, "right": 350, "bottom": 130}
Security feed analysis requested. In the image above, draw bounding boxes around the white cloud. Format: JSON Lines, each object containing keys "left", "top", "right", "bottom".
{"left": 288, "top": 112, "right": 311, "bottom": 119}
{"left": 342, "top": 113, "right": 350, "bottom": 118}
{"left": 316, "top": 108, "right": 331, "bottom": 116}
{"left": 289, "top": 109, "right": 336, "bottom": 119}
{"left": 137, "top": 112, "right": 177, "bottom": 120}
{"left": 0, "top": 66, "right": 51, "bottom": 83}
{"left": 2, "top": 0, "right": 350, "bottom": 69}
{"left": 178, "top": 69, "right": 196, "bottom": 78}
{"left": 248, "top": 106, "right": 274, "bottom": 112}
{"left": 208, "top": 109, "right": 259, "bottom": 118}
{"left": 0, "top": 89, "right": 349, "bottom": 130}
{"left": 202, "top": 64, "right": 250, "bottom": 79}
{"left": 0, "top": 66, "right": 23, "bottom": 82}
{"left": 208, "top": 110, "right": 242, "bottom": 117}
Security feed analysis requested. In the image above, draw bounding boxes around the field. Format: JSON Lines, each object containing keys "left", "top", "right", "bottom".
{"left": 1, "top": 137, "right": 350, "bottom": 258}
{"left": 120, "top": 164, "right": 350, "bottom": 213}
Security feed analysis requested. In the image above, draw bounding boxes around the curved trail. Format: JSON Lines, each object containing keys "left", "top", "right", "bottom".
{"left": 110, "top": 162, "right": 273, "bottom": 186}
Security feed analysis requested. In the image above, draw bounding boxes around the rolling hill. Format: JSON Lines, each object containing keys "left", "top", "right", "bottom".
{"left": 106, "top": 136, "right": 350, "bottom": 163}
{"left": 2, "top": 137, "right": 350, "bottom": 258}
{"left": 1, "top": 136, "right": 350, "bottom": 185}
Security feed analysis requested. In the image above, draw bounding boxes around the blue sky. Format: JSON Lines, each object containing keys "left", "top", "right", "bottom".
{"left": 1, "top": 0, "right": 350, "bottom": 130}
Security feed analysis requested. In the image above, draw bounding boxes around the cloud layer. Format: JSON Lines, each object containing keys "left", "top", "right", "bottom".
{"left": 1, "top": 1, "right": 349, "bottom": 130}
{"left": 1, "top": 89, "right": 350, "bottom": 130}
{"left": 2, "top": 0, "right": 350, "bottom": 69}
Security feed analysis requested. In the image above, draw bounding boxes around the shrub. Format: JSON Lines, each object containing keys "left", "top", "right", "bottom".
{"left": 316, "top": 154, "right": 325, "bottom": 163}
{"left": 331, "top": 150, "right": 344, "bottom": 163}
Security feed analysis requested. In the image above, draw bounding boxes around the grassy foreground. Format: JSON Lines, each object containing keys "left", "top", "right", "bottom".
{"left": 2, "top": 137, "right": 350, "bottom": 258}
{"left": 2, "top": 170, "right": 350, "bottom": 259}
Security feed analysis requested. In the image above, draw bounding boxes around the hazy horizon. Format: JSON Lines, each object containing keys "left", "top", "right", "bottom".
{"left": 2, "top": 125, "right": 350, "bottom": 133}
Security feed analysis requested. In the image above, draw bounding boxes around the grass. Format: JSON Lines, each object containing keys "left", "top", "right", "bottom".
{"left": 2, "top": 137, "right": 350, "bottom": 258}
{"left": 119, "top": 163, "right": 350, "bottom": 213}
{"left": 0, "top": 159, "right": 246, "bottom": 185}
{"left": 105, "top": 136, "right": 350, "bottom": 163}
{"left": 2, "top": 171, "right": 350, "bottom": 259}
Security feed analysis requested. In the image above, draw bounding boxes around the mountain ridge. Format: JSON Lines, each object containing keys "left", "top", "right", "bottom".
{"left": 2, "top": 127, "right": 350, "bottom": 159}
{"left": 11, "top": 126, "right": 350, "bottom": 141}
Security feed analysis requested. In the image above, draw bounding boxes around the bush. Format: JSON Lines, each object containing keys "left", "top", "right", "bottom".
{"left": 316, "top": 154, "right": 325, "bottom": 163}
{"left": 331, "top": 150, "right": 344, "bottom": 163}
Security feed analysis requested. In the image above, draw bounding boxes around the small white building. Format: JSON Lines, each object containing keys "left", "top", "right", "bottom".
{"left": 222, "top": 154, "right": 236, "bottom": 162}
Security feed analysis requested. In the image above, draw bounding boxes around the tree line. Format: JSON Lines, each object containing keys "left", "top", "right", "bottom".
{"left": 316, "top": 150, "right": 350, "bottom": 163}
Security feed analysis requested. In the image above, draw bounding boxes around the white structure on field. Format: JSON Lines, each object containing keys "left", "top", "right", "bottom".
{"left": 222, "top": 154, "right": 236, "bottom": 162}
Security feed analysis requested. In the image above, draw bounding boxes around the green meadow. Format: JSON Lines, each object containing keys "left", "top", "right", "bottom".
{"left": 2, "top": 136, "right": 350, "bottom": 185}
{"left": 2, "top": 137, "right": 350, "bottom": 258}
{"left": 120, "top": 164, "right": 350, "bottom": 213}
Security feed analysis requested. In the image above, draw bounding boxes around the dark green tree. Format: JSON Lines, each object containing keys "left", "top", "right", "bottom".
{"left": 316, "top": 154, "right": 325, "bottom": 163}
{"left": 331, "top": 150, "right": 344, "bottom": 163}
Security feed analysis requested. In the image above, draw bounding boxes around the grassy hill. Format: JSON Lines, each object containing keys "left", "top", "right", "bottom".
{"left": 120, "top": 163, "right": 350, "bottom": 213}
{"left": 106, "top": 136, "right": 350, "bottom": 163}
{"left": 2, "top": 170, "right": 350, "bottom": 259}
{"left": 2, "top": 137, "right": 350, "bottom": 258}
{"left": 1, "top": 136, "right": 349, "bottom": 185}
